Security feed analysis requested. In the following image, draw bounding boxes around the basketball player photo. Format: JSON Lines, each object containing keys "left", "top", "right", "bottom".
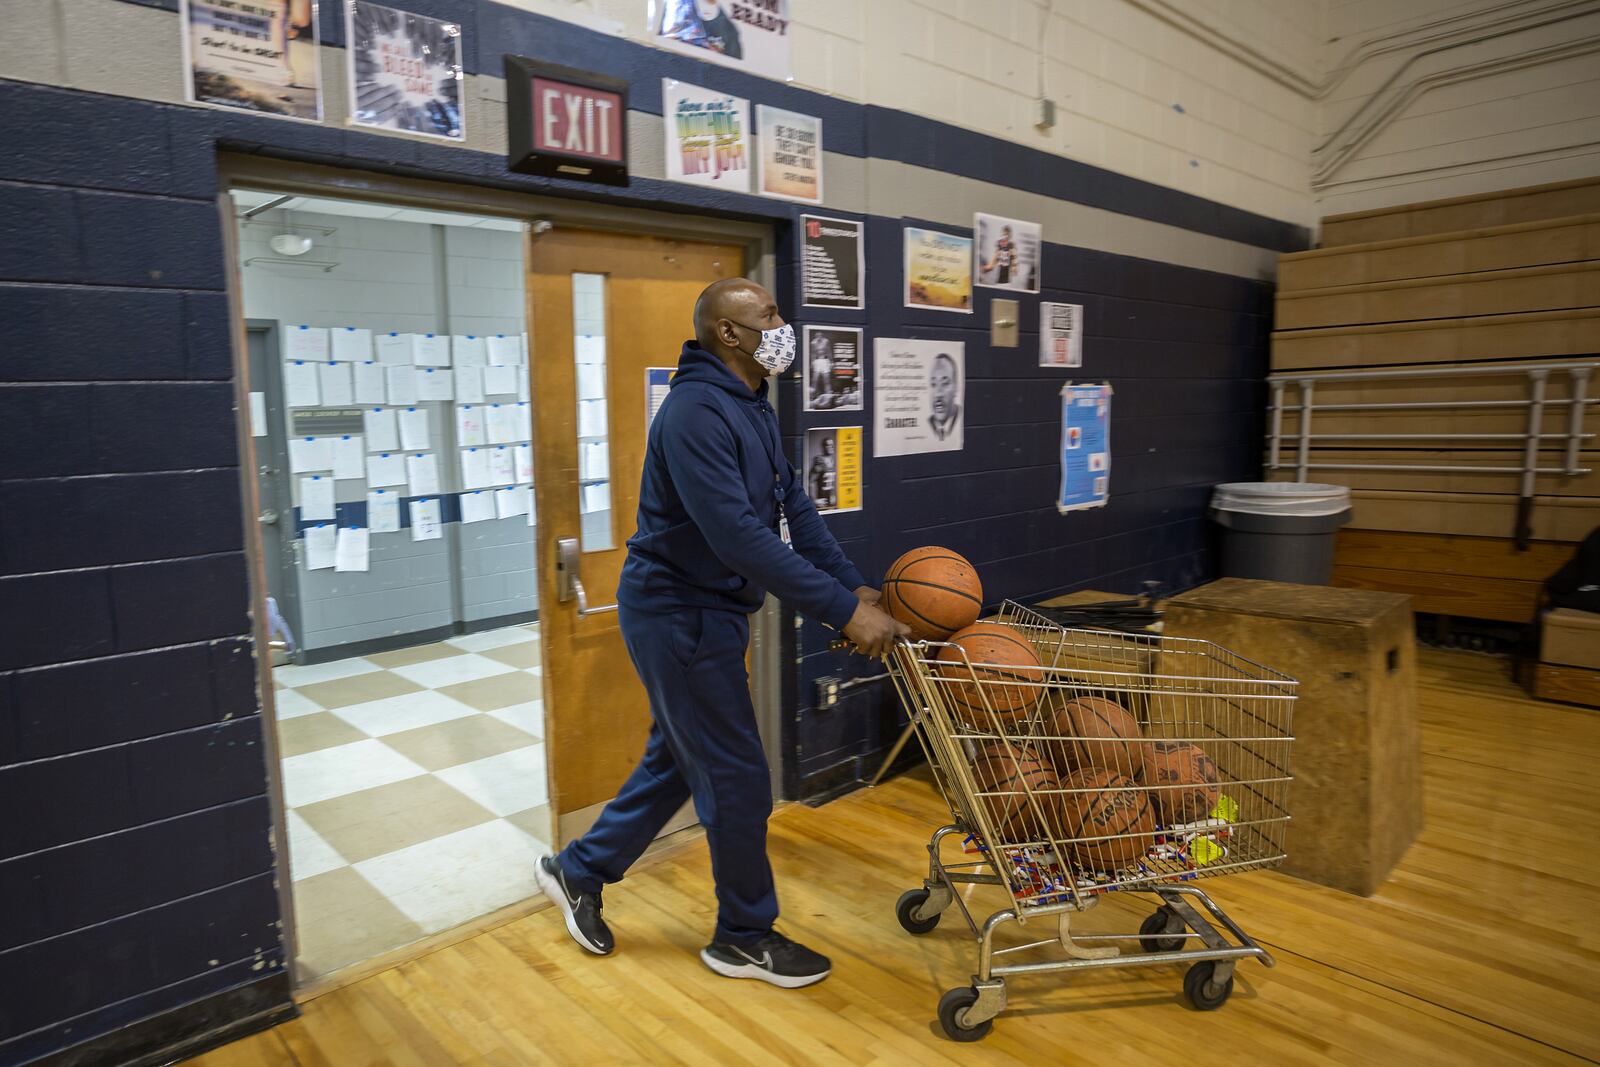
{"left": 974, "top": 213, "right": 1042, "bottom": 293}
{"left": 803, "top": 326, "right": 863, "bottom": 412}
{"left": 803, "top": 427, "right": 862, "bottom": 514}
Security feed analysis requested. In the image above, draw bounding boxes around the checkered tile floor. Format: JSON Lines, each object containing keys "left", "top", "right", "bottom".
{"left": 272, "top": 624, "right": 551, "bottom": 980}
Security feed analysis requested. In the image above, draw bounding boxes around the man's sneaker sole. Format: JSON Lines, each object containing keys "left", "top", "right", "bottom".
{"left": 535, "top": 860, "right": 611, "bottom": 956}
{"left": 699, "top": 948, "right": 830, "bottom": 989}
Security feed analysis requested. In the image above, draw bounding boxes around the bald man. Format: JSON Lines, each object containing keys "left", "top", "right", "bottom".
{"left": 537, "top": 278, "right": 907, "bottom": 988}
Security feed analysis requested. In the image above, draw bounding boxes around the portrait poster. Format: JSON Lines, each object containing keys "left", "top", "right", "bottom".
{"left": 873, "top": 338, "right": 964, "bottom": 457}
{"left": 662, "top": 79, "right": 751, "bottom": 192}
{"left": 649, "top": 0, "right": 791, "bottom": 82}
{"left": 346, "top": 0, "right": 464, "bottom": 141}
{"left": 904, "top": 227, "right": 973, "bottom": 313}
{"left": 804, "top": 426, "right": 862, "bottom": 515}
{"left": 1059, "top": 382, "right": 1111, "bottom": 513}
{"left": 756, "top": 106, "right": 822, "bottom": 203}
{"left": 974, "top": 212, "right": 1041, "bottom": 292}
{"left": 801, "top": 215, "right": 863, "bottom": 309}
{"left": 1040, "top": 301, "right": 1084, "bottom": 368}
{"left": 181, "top": 0, "right": 322, "bottom": 120}
{"left": 803, "top": 326, "right": 863, "bottom": 412}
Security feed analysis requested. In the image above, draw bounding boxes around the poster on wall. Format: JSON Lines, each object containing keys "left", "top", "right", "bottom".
{"left": 801, "top": 215, "right": 863, "bottom": 309}
{"left": 663, "top": 79, "right": 751, "bottom": 192}
{"left": 904, "top": 227, "right": 973, "bottom": 313}
{"left": 646, "top": 367, "right": 676, "bottom": 431}
{"left": 803, "top": 326, "right": 863, "bottom": 412}
{"left": 1059, "top": 382, "right": 1111, "bottom": 513}
{"left": 757, "top": 106, "right": 823, "bottom": 204}
{"left": 181, "top": 0, "right": 322, "bottom": 120}
{"left": 346, "top": 0, "right": 464, "bottom": 141}
{"left": 873, "top": 338, "right": 964, "bottom": 457}
{"left": 1040, "top": 302, "right": 1084, "bottom": 368}
{"left": 649, "top": 0, "right": 791, "bottom": 82}
{"left": 804, "top": 427, "right": 862, "bottom": 514}
{"left": 974, "top": 213, "right": 1041, "bottom": 292}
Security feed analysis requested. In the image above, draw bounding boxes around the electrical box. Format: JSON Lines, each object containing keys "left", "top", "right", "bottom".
{"left": 991, "top": 298, "right": 1019, "bottom": 348}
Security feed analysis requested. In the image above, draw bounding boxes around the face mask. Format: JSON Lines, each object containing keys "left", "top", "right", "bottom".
{"left": 733, "top": 321, "right": 796, "bottom": 375}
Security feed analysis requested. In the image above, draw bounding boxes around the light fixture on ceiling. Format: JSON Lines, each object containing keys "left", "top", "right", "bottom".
{"left": 269, "top": 233, "right": 315, "bottom": 256}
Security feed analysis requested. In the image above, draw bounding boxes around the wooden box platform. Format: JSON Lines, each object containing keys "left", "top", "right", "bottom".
{"left": 1164, "top": 579, "right": 1423, "bottom": 896}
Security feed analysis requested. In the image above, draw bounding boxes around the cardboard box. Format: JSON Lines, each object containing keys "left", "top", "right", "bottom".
{"left": 1543, "top": 608, "right": 1600, "bottom": 670}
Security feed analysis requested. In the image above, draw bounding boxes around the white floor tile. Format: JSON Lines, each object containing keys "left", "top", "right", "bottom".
{"left": 284, "top": 810, "right": 347, "bottom": 881}
{"left": 282, "top": 739, "right": 427, "bottom": 808}
{"left": 434, "top": 744, "right": 547, "bottom": 817}
{"left": 273, "top": 658, "right": 381, "bottom": 689}
{"left": 330, "top": 689, "right": 479, "bottom": 737}
{"left": 488, "top": 700, "right": 544, "bottom": 737}
{"left": 389, "top": 653, "right": 516, "bottom": 690}
{"left": 446, "top": 627, "right": 534, "bottom": 653}
{"left": 355, "top": 819, "right": 549, "bottom": 934}
{"left": 271, "top": 688, "right": 326, "bottom": 720}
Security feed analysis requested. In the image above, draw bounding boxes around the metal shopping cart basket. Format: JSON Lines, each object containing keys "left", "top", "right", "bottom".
{"left": 885, "top": 601, "right": 1295, "bottom": 1041}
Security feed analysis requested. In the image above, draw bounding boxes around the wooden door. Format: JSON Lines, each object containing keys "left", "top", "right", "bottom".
{"left": 528, "top": 228, "right": 742, "bottom": 843}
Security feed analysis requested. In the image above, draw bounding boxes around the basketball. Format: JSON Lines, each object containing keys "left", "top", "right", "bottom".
{"left": 1141, "top": 740, "right": 1221, "bottom": 825}
{"left": 1040, "top": 695, "right": 1148, "bottom": 779}
{"left": 1059, "top": 766, "right": 1156, "bottom": 871}
{"left": 882, "top": 546, "right": 983, "bottom": 641}
{"left": 935, "top": 622, "right": 1043, "bottom": 727}
{"left": 968, "top": 741, "right": 1059, "bottom": 843}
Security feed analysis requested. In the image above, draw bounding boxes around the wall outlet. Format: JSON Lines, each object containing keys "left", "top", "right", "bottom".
{"left": 814, "top": 675, "right": 840, "bottom": 710}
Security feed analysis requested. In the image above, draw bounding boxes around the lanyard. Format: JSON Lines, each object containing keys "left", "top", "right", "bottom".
{"left": 736, "top": 398, "right": 793, "bottom": 548}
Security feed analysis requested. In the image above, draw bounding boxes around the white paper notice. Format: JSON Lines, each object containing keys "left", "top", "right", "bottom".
{"left": 410, "top": 498, "right": 442, "bottom": 541}
{"left": 354, "top": 361, "right": 386, "bottom": 405}
{"left": 460, "top": 490, "right": 496, "bottom": 523}
{"left": 488, "top": 335, "right": 521, "bottom": 366}
{"left": 515, "top": 402, "right": 533, "bottom": 441}
{"left": 459, "top": 447, "right": 490, "bottom": 489}
{"left": 454, "top": 366, "right": 485, "bottom": 405}
{"left": 332, "top": 435, "right": 365, "bottom": 480}
{"left": 456, "top": 405, "right": 486, "bottom": 446}
{"left": 496, "top": 485, "right": 529, "bottom": 519}
{"left": 527, "top": 490, "right": 537, "bottom": 526}
{"left": 304, "top": 524, "right": 336, "bottom": 569}
{"left": 454, "top": 335, "right": 488, "bottom": 367}
{"left": 577, "top": 362, "right": 606, "bottom": 401}
{"left": 580, "top": 441, "right": 610, "bottom": 480}
{"left": 578, "top": 399, "right": 608, "bottom": 439}
{"left": 366, "top": 452, "right": 406, "bottom": 486}
{"left": 515, "top": 443, "right": 533, "bottom": 483}
{"left": 415, "top": 368, "right": 453, "bottom": 402}
{"left": 399, "top": 407, "right": 430, "bottom": 451}
{"left": 483, "top": 365, "right": 516, "bottom": 396}
{"left": 289, "top": 436, "right": 333, "bottom": 473}
{"left": 406, "top": 452, "right": 440, "bottom": 496}
{"left": 386, "top": 366, "right": 419, "bottom": 406}
{"left": 285, "top": 325, "right": 330, "bottom": 362}
{"left": 518, "top": 371, "right": 531, "bottom": 403}
{"left": 300, "top": 475, "right": 335, "bottom": 521}
{"left": 376, "top": 332, "right": 411, "bottom": 366}
{"left": 318, "top": 361, "right": 353, "bottom": 407}
{"left": 575, "top": 335, "right": 605, "bottom": 364}
{"left": 367, "top": 489, "right": 400, "bottom": 533}
{"left": 414, "top": 334, "right": 452, "bottom": 366}
{"left": 331, "top": 327, "right": 373, "bottom": 362}
{"left": 582, "top": 481, "right": 611, "bottom": 513}
{"left": 485, "top": 404, "right": 517, "bottom": 445}
{"left": 363, "top": 408, "right": 398, "bottom": 452}
{"left": 248, "top": 391, "right": 267, "bottom": 437}
{"left": 334, "top": 526, "right": 370, "bottom": 572}
{"left": 488, "top": 446, "right": 515, "bottom": 486}
{"left": 285, "top": 361, "right": 320, "bottom": 408}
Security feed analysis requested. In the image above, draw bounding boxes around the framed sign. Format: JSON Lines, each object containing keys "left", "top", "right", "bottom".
{"left": 504, "top": 56, "right": 629, "bottom": 186}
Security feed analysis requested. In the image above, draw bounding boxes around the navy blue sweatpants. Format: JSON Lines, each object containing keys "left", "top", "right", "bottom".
{"left": 557, "top": 605, "right": 777, "bottom": 947}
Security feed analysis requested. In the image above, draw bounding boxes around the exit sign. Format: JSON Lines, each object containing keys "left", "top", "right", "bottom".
{"left": 505, "top": 57, "right": 629, "bottom": 187}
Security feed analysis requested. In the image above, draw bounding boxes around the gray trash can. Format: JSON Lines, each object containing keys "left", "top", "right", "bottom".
{"left": 1209, "top": 482, "right": 1352, "bottom": 585}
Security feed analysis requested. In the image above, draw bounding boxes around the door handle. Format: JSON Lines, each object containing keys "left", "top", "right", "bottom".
{"left": 259, "top": 509, "right": 279, "bottom": 525}
{"left": 556, "top": 536, "right": 618, "bottom": 616}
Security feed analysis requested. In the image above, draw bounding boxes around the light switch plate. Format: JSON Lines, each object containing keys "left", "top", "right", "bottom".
{"left": 991, "top": 298, "right": 1019, "bottom": 347}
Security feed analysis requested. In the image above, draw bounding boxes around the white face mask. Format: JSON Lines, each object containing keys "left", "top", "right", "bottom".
{"left": 734, "top": 321, "right": 796, "bottom": 375}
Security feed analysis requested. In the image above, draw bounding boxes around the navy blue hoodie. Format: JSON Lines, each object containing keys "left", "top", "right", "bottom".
{"left": 618, "top": 342, "right": 865, "bottom": 629}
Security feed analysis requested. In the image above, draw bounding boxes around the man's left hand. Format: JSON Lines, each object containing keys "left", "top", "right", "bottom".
{"left": 854, "top": 586, "right": 882, "bottom": 607}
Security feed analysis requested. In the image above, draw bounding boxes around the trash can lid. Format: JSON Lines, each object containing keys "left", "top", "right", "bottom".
{"left": 1211, "top": 481, "right": 1351, "bottom": 517}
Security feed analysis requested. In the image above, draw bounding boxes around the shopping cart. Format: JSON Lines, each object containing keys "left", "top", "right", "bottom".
{"left": 885, "top": 601, "right": 1295, "bottom": 1041}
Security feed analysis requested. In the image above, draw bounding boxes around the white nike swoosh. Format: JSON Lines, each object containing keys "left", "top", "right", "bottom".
{"left": 735, "top": 947, "right": 773, "bottom": 968}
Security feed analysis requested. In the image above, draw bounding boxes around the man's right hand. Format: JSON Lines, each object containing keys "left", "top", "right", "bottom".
{"left": 843, "top": 600, "right": 911, "bottom": 657}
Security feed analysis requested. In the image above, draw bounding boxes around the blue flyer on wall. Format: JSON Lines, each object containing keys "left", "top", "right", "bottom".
{"left": 1058, "top": 382, "right": 1111, "bottom": 514}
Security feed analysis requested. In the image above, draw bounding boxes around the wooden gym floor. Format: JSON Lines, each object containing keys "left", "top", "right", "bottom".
{"left": 194, "top": 649, "right": 1599, "bottom": 1066}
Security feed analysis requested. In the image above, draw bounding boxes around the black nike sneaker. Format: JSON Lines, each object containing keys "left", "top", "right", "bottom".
{"left": 536, "top": 855, "right": 614, "bottom": 955}
{"left": 700, "top": 930, "right": 831, "bottom": 988}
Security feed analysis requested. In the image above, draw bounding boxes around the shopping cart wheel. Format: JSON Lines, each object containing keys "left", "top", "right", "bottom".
{"left": 1183, "top": 961, "right": 1234, "bottom": 1010}
{"left": 1139, "top": 907, "right": 1185, "bottom": 952}
{"left": 937, "top": 987, "right": 994, "bottom": 1041}
{"left": 895, "top": 889, "right": 942, "bottom": 934}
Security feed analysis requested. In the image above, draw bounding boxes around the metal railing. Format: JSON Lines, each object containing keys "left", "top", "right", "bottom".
{"left": 1266, "top": 361, "right": 1596, "bottom": 547}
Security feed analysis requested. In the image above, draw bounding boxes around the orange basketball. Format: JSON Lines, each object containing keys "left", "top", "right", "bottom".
{"left": 1041, "top": 696, "right": 1148, "bottom": 779}
{"left": 935, "top": 622, "right": 1043, "bottom": 726}
{"left": 1141, "top": 740, "right": 1221, "bottom": 825}
{"left": 968, "top": 741, "right": 1059, "bottom": 843}
{"left": 882, "top": 546, "right": 983, "bottom": 641}
{"left": 1060, "top": 766, "right": 1156, "bottom": 871}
